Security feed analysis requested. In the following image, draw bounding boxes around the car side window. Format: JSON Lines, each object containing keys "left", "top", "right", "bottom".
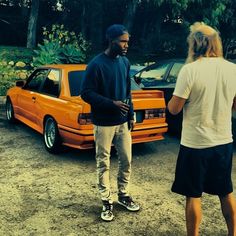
{"left": 166, "top": 62, "right": 184, "bottom": 83}
{"left": 24, "top": 69, "right": 49, "bottom": 92}
{"left": 41, "top": 69, "right": 60, "bottom": 97}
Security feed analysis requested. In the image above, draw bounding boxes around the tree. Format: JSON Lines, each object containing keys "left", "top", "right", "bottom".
{"left": 123, "top": 0, "right": 139, "bottom": 32}
{"left": 1, "top": 0, "right": 235, "bottom": 58}
{"left": 183, "top": 0, "right": 231, "bottom": 27}
{"left": 26, "top": 0, "right": 39, "bottom": 48}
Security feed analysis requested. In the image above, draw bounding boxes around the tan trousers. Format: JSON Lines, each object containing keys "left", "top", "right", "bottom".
{"left": 93, "top": 122, "right": 132, "bottom": 202}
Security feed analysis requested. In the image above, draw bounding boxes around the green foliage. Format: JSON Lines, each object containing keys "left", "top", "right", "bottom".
{"left": 61, "top": 44, "right": 86, "bottom": 64}
{"left": 0, "top": 46, "right": 33, "bottom": 64}
{"left": 33, "top": 24, "right": 90, "bottom": 66}
{"left": 183, "top": 0, "right": 231, "bottom": 27}
{"left": 33, "top": 40, "right": 63, "bottom": 66}
{"left": 0, "top": 61, "right": 32, "bottom": 96}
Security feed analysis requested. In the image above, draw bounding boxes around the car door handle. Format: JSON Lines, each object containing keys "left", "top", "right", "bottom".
{"left": 32, "top": 96, "right": 36, "bottom": 102}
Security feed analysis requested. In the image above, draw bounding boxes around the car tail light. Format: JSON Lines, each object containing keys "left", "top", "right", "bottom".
{"left": 78, "top": 113, "right": 92, "bottom": 125}
{"left": 145, "top": 109, "right": 166, "bottom": 119}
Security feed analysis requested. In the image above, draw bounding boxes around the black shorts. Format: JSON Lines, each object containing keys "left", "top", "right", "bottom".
{"left": 171, "top": 143, "right": 233, "bottom": 198}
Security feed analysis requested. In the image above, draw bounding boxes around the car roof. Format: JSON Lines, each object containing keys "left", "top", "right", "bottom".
{"left": 39, "top": 64, "right": 87, "bottom": 70}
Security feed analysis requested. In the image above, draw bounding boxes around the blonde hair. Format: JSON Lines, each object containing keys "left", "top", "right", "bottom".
{"left": 186, "top": 22, "right": 223, "bottom": 63}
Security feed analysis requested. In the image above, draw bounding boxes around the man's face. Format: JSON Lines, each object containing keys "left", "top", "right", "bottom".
{"left": 111, "top": 33, "right": 129, "bottom": 56}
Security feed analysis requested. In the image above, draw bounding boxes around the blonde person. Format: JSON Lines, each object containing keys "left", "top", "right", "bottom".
{"left": 168, "top": 22, "right": 236, "bottom": 236}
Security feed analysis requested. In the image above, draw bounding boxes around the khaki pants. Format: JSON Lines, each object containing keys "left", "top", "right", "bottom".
{"left": 94, "top": 122, "right": 132, "bottom": 201}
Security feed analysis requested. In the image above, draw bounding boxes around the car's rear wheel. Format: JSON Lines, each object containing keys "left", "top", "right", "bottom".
{"left": 43, "top": 117, "right": 61, "bottom": 153}
{"left": 5, "top": 98, "right": 16, "bottom": 123}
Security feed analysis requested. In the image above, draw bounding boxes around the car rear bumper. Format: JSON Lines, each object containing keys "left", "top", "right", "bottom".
{"left": 58, "top": 123, "right": 168, "bottom": 150}
{"left": 131, "top": 125, "right": 168, "bottom": 144}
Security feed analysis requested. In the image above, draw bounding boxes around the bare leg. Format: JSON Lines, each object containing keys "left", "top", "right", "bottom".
{"left": 185, "top": 197, "right": 202, "bottom": 236}
{"left": 219, "top": 193, "right": 236, "bottom": 236}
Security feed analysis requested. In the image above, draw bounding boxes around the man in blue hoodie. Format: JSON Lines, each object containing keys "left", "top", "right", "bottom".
{"left": 81, "top": 24, "right": 140, "bottom": 222}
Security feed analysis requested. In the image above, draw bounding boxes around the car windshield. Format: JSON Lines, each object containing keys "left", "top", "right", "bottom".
{"left": 166, "top": 62, "right": 183, "bottom": 83}
{"left": 131, "top": 61, "right": 185, "bottom": 89}
{"left": 133, "top": 63, "right": 169, "bottom": 88}
{"left": 68, "top": 71, "right": 85, "bottom": 96}
{"left": 131, "top": 78, "right": 142, "bottom": 90}
{"left": 130, "top": 65, "right": 145, "bottom": 77}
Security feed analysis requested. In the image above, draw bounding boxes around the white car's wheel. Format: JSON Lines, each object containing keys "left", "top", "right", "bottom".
{"left": 43, "top": 117, "right": 61, "bottom": 153}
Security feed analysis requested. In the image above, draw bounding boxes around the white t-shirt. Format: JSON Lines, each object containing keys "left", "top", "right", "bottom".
{"left": 174, "top": 57, "right": 236, "bottom": 148}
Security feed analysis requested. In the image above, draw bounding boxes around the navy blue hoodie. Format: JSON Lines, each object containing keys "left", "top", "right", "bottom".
{"left": 81, "top": 53, "right": 134, "bottom": 126}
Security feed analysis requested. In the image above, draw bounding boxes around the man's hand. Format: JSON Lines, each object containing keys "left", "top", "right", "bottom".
{"left": 113, "top": 100, "right": 130, "bottom": 115}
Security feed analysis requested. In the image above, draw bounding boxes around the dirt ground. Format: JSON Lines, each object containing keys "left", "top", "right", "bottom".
{"left": 0, "top": 104, "right": 236, "bottom": 236}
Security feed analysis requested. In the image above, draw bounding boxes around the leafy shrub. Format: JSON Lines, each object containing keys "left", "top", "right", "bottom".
{"left": 61, "top": 44, "right": 86, "bottom": 64}
{"left": 33, "top": 24, "right": 90, "bottom": 66}
{"left": 0, "top": 61, "right": 32, "bottom": 96}
{"left": 33, "top": 41, "right": 63, "bottom": 66}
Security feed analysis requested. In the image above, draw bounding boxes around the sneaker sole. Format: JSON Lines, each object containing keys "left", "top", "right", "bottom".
{"left": 101, "top": 214, "right": 114, "bottom": 222}
{"left": 117, "top": 201, "right": 140, "bottom": 212}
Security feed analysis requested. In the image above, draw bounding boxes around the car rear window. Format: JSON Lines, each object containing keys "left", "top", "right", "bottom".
{"left": 68, "top": 71, "right": 85, "bottom": 96}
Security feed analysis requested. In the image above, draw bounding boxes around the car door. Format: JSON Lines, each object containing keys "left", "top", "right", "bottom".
{"left": 34, "top": 69, "right": 61, "bottom": 128}
{"left": 17, "top": 69, "right": 49, "bottom": 125}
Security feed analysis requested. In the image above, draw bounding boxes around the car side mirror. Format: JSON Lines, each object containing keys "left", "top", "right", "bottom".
{"left": 16, "top": 80, "right": 26, "bottom": 87}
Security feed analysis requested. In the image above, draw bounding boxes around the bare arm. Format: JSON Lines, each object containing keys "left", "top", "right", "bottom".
{"left": 167, "top": 95, "right": 186, "bottom": 115}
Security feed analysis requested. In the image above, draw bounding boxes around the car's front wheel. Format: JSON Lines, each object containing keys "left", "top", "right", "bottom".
{"left": 5, "top": 98, "right": 16, "bottom": 123}
{"left": 43, "top": 117, "right": 61, "bottom": 153}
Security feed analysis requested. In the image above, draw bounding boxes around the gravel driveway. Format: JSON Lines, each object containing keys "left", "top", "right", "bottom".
{"left": 0, "top": 102, "right": 235, "bottom": 236}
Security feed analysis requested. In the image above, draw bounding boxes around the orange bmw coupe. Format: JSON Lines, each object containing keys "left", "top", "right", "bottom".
{"left": 6, "top": 64, "right": 168, "bottom": 153}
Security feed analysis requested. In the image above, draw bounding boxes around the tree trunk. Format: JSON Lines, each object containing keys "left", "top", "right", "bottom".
{"left": 26, "top": 0, "right": 39, "bottom": 48}
{"left": 88, "top": 1, "right": 103, "bottom": 51}
{"left": 123, "top": 0, "right": 138, "bottom": 32}
{"left": 80, "top": 1, "right": 87, "bottom": 38}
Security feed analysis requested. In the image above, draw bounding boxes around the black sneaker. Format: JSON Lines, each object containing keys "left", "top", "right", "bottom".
{"left": 101, "top": 200, "right": 114, "bottom": 222}
{"left": 118, "top": 196, "right": 140, "bottom": 212}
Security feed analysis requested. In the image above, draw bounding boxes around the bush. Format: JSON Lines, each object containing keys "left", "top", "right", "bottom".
{"left": 0, "top": 46, "right": 34, "bottom": 95}
{"left": 61, "top": 44, "right": 86, "bottom": 63}
{"left": 0, "top": 61, "right": 32, "bottom": 96}
{"left": 33, "top": 40, "right": 63, "bottom": 66}
{"left": 33, "top": 24, "right": 90, "bottom": 66}
{"left": 0, "top": 46, "right": 33, "bottom": 64}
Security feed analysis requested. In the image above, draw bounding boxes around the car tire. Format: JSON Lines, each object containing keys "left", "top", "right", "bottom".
{"left": 43, "top": 117, "right": 62, "bottom": 153}
{"left": 5, "top": 98, "right": 16, "bottom": 123}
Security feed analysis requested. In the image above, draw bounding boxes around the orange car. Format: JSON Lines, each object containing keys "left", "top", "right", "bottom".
{"left": 6, "top": 64, "right": 168, "bottom": 153}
